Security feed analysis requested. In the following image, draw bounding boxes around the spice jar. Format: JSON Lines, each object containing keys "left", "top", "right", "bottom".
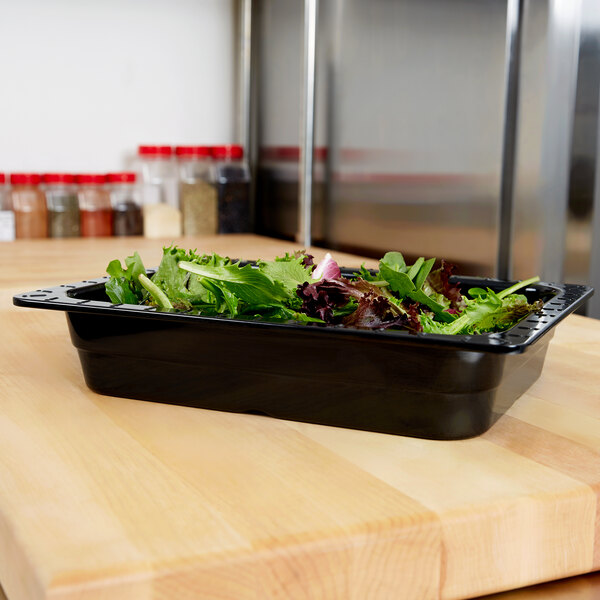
{"left": 76, "top": 174, "right": 113, "bottom": 237}
{"left": 213, "top": 145, "right": 251, "bottom": 233}
{"left": 107, "top": 172, "right": 143, "bottom": 236}
{"left": 0, "top": 174, "right": 15, "bottom": 241}
{"left": 176, "top": 146, "right": 217, "bottom": 236}
{"left": 137, "top": 145, "right": 182, "bottom": 238}
{"left": 137, "top": 145, "right": 179, "bottom": 208}
{"left": 43, "top": 173, "right": 80, "bottom": 238}
{"left": 10, "top": 173, "right": 47, "bottom": 239}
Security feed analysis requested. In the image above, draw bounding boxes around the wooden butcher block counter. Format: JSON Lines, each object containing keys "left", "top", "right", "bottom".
{"left": 0, "top": 235, "right": 599, "bottom": 600}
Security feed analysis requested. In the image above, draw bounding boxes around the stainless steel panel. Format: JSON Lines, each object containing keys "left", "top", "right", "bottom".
{"left": 325, "top": 0, "right": 509, "bottom": 274}
{"left": 564, "top": 0, "right": 600, "bottom": 316}
{"left": 510, "top": 0, "right": 549, "bottom": 280}
{"left": 256, "top": 0, "right": 509, "bottom": 274}
{"left": 254, "top": 0, "right": 302, "bottom": 148}
{"left": 512, "top": 0, "right": 582, "bottom": 281}
{"left": 253, "top": 0, "right": 331, "bottom": 243}
{"left": 539, "top": 0, "right": 582, "bottom": 284}
{"left": 586, "top": 0, "right": 600, "bottom": 319}
{"left": 591, "top": 125, "right": 600, "bottom": 315}
{"left": 252, "top": 0, "right": 589, "bottom": 294}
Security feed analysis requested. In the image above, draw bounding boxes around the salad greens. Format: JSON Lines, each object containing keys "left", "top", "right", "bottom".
{"left": 105, "top": 246, "right": 543, "bottom": 335}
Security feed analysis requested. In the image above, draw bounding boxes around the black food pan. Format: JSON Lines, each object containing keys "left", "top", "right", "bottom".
{"left": 13, "top": 269, "right": 593, "bottom": 440}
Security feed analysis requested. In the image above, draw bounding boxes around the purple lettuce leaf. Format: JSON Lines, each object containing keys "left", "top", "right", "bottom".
{"left": 297, "top": 279, "right": 351, "bottom": 323}
{"left": 294, "top": 250, "right": 315, "bottom": 269}
{"left": 342, "top": 292, "right": 423, "bottom": 332}
{"left": 297, "top": 277, "right": 422, "bottom": 331}
{"left": 426, "top": 260, "right": 465, "bottom": 310}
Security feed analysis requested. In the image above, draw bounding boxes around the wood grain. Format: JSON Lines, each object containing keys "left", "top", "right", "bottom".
{"left": 0, "top": 235, "right": 599, "bottom": 600}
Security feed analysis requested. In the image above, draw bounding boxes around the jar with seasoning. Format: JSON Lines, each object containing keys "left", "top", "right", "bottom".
{"left": 137, "top": 145, "right": 179, "bottom": 208}
{"left": 213, "top": 145, "right": 251, "bottom": 233}
{"left": 137, "top": 146, "right": 182, "bottom": 239}
{"left": 43, "top": 173, "right": 80, "bottom": 238}
{"left": 0, "top": 174, "right": 15, "bottom": 241}
{"left": 107, "top": 172, "right": 143, "bottom": 236}
{"left": 10, "top": 173, "right": 47, "bottom": 239}
{"left": 176, "top": 146, "right": 217, "bottom": 236}
{"left": 76, "top": 174, "right": 113, "bottom": 237}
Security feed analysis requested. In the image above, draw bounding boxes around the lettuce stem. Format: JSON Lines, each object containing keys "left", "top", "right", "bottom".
{"left": 138, "top": 274, "right": 173, "bottom": 310}
{"left": 497, "top": 276, "right": 540, "bottom": 300}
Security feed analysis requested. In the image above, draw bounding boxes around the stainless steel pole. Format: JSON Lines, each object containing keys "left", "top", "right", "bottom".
{"left": 298, "top": 0, "right": 318, "bottom": 248}
{"left": 496, "top": 0, "right": 523, "bottom": 280}
{"left": 239, "top": 0, "right": 252, "bottom": 156}
{"left": 238, "top": 0, "right": 255, "bottom": 228}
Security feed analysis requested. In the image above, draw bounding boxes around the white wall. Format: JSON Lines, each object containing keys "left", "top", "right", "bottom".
{"left": 0, "top": 0, "right": 235, "bottom": 173}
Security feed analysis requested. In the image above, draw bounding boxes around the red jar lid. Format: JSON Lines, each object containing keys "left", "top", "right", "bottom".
{"left": 0, "top": 174, "right": 5, "bottom": 185}
{"left": 106, "top": 172, "right": 136, "bottom": 183}
{"left": 212, "top": 145, "right": 244, "bottom": 160}
{"left": 138, "top": 145, "right": 172, "bottom": 157}
{"left": 175, "top": 146, "right": 212, "bottom": 158}
{"left": 42, "top": 173, "right": 75, "bottom": 185}
{"left": 10, "top": 173, "right": 41, "bottom": 185}
{"left": 75, "top": 174, "right": 106, "bottom": 185}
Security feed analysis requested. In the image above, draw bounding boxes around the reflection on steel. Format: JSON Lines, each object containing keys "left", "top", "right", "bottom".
{"left": 239, "top": 0, "right": 254, "bottom": 227}
{"left": 539, "top": 0, "right": 582, "bottom": 283}
{"left": 591, "top": 148, "right": 600, "bottom": 317}
{"left": 323, "top": 0, "right": 343, "bottom": 247}
{"left": 511, "top": 0, "right": 582, "bottom": 284}
{"left": 252, "top": 0, "right": 595, "bottom": 305}
{"left": 589, "top": 40, "right": 600, "bottom": 318}
{"left": 298, "top": 0, "right": 318, "bottom": 248}
{"left": 240, "top": 0, "right": 252, "bottom": 156}
{"left": 564, "top": 0, "right": 600, "bottom": 315}
{"left": 497, "top": 0, "right": 523, "bottom": 280}
{"left": 319, "top": 0, "right": 506, "bottom": 273}
{"left": 590, "top": 205, "right": 600, "bottom": 318}
{"left": 255, "top": 0, "right": 508, "bottom": 273}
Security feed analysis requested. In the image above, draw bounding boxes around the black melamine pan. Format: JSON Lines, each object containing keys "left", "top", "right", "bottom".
{"left": 13, "top": 269, "right": 593, "bottom": 440}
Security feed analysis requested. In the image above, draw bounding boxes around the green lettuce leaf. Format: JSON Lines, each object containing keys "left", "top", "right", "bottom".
{"left": 256, "top": 256, "right": 313, "bottom": 293}
{"left": 178, "top": 261, "right": 289, "bottom": 305}
{"left": 381, "top": 251, "right": 407, "bottom": 273}
{"left": 105, "top": 251, "right": 147, "bottom": 304}
{"left": 105, "top": 276, "right": 140, "bottom": 305}
{"left": 151, "top": 246, "right": 195, "bottom": 301}
{"left": 379, "top": 257, "right": 453, "bottom": 323}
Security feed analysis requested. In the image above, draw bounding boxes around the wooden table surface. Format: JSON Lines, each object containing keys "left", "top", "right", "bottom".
{"left": 0, "top": 235, "right": 599, "bottom": 600}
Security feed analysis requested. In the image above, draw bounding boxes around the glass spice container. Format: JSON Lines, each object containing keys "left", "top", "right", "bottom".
{"left": 176, "top": 146, "right": 217, "bottom": 236}
{"left": 137, "top": 146, "right": 182, "bottom": 238}
{"left": 76, "top": 174, "right": 113, "bottom": 237}
{"left": 107, "top": 172, "right": 143, "bottom": 236}
{"left": 137, "top": 145, "right": 179, "bottom": 208}
{"left": 10, "top": 173, "right": 48, "bottom": 239}
{"left": 0, "top": 174, "right": 15, "bottom": 241}
{"left": 212, "top": 145, "right": 251, "bottom": 233}
{"left": 43, "top": 173, "right": 80, "bottom": 238}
